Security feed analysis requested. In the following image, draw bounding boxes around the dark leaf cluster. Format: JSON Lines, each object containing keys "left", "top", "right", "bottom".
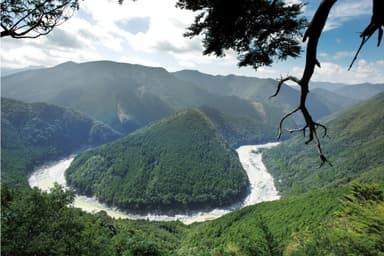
{"left": 1, "top": 0, "right": 80, "bottom": 38}
{"left": 177, "top": 0, "right": 307, "bottom": 69}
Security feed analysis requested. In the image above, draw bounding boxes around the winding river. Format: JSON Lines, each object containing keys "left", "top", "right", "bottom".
{"left": 28, "top": 142, "right": 280, "bottom": 224}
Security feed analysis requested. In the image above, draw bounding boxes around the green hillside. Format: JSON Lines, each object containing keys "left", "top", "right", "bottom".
{"left": 177, "top": 183, "right": 384, "bottom": 255}
{"left": 200, "top": 103, "right": 291, "bottom": 147}
{"left": 66, "top": 109, "right": 249, "bottom": 213}
{"left": 1, "top": 98, "right": 121, "bottom": 188}
{"left": 263, "top": 92, "right": 384, "bottom": 195}
{"left": 3, "top": 181, "right": 382, "bottom": 255}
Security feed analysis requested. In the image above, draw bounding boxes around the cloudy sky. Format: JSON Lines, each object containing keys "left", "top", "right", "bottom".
{"left": 1, "top": 0, "right": 383, "bottom": 84}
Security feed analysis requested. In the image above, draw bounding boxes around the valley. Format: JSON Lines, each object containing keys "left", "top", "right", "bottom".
{"left": 1, "top": 61, "right": 383, "bottom": 255}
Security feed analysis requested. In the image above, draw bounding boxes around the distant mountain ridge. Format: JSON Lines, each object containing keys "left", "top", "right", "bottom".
{"left": 311, "top": 81, "right": 384, "bottom": 100}
{"left": 2, "top": 60, "right": 376, "bottom": 146}
{"left": 0, "top": 61, "right": 291, "bottom": 145}
{"left": 173, "top": 69, "right": 373, "bottom": 123}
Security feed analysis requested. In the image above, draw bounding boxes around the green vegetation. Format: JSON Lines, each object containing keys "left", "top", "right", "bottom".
{"left": 2, "top": 65, "right": 383, "bottom": 255}
{"left": 176, "top": 186, "right": 348, "bottom": 255}
{"left": 1, "top": 184, "right": 187, "bottom": 256}
{"left": 292, "top": 183, "right": 384, "bottom": 255}
{"left": 263, "top": 92, "right": 384, "bottom": 195}
{"left": 1, "top": 98, "right": 121, "bottom": 188}
{"left": 199, "top": 101, "right": 291, "bottom": 148}
{"left": 66, "top": 109, "right": 248, "bottom": 213}
{"left": 2, "top": 182, "right": 382, "bottom": 255}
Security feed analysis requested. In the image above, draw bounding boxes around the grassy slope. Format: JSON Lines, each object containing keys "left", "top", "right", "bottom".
{"left": 66, "top": 109, "right": 249, "bottom": 213}
{"left": 263, "top": 92, "right": 384, "bottom": 195}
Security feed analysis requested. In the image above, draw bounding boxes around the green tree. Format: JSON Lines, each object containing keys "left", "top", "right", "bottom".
{"left": 1, "top": 0, "right": 80, "bottom": 38}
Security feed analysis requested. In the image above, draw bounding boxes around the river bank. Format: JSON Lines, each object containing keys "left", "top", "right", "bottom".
{"left": 28, "top": 142, "right": 280, "bottom": 224}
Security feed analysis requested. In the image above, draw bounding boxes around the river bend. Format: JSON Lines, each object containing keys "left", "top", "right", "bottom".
{"left": 28, "top": 142, "right": 280, "bottom": 224}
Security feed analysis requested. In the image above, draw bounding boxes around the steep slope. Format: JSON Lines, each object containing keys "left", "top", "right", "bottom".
{"left": 263, "top": 92, "right": 384, "bottom": 195}
{"left": 1, "top": 98, "right": 121, "bottom": 188}
{"left": 66, "top": 109, "right": 249, "bottom": 214}
{"left": 199, "top": 103, "right": 289, "bottom": 147}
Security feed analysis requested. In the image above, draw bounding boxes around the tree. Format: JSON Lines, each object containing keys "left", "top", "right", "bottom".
{"left": 177, "top": 0, "right": 384, "bottom": 165}
{"left": 1, "top": 0, "right": 80, "bottom": 39}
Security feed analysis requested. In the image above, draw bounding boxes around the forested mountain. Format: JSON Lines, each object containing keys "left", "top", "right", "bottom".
{"left": 2, "top": 89, "right": 382, "bottom": 256}
{"left": 1, "top": 98, "right": 121, "bottom": 188}
{"left": 173, "top": 69, "right": 363, "bottom": 121}
{"left": 334, "top": 83, "right": 384, "bottom": 100}
{"left": 263, "top": 92, "right": 384, "bottom": 195}
{"left": 1, "top": 61, "right": 289, "bottom": 145}
{"left": 2, "top": 61, "right": 365, "bottom": 145}
{"left": 66, "top": 109, "right": 249, "bottom": 213}
{"left": 2, "top": 62, "right": 383, "bottom": 256}
{"left": 310, "top": 88, "right": 358, "bottom": 111}
{"left": 311, "top": 81, "right": 384, "bottom": 100}
{"left": 1, "top": 61, "right": 186, "bottom": 133}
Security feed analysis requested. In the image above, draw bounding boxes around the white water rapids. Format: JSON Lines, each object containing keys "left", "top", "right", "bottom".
{"left": 28, "top": 142, "right": 280, "bottom": 224}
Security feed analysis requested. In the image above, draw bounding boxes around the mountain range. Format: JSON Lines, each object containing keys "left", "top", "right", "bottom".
{"left": 3, "top": 61, "right": 381, "bottom": 145}
{"left": 1, "top": 61, "right": 383, "bottom": 255}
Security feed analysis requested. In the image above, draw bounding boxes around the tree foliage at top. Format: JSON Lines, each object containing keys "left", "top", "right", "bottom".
{"left": 176, "top": 0, "right": 307, "bottom": 70}
{"left": 1, "top": 0, "right": 80, "bottom": 38}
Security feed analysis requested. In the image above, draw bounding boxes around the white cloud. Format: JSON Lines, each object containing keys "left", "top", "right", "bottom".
{"left": 289, "top": 60, "right": 384, "bottom": 84}
{"left": 1, "top": 0, "right": 382, "bottom": 86}
{"left": 325, "top": 1, "right": 371, "bottom": 31}
{"left": 319, "top": 51, "right": 354, "bottom": 61}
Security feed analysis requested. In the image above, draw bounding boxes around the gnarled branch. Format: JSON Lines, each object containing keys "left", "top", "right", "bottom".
{"left": 271, "top": 0, "right": 337, "bottom": 166}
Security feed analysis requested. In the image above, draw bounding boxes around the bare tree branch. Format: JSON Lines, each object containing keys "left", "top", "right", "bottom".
{"left": 270, "top": 76, "right": 300, "bottom": 98}
{"left": 349, "top": 0, "right": 384, "bottom": 70}
{"left": 271, "top": 0, "right": 337, "bottom": 166}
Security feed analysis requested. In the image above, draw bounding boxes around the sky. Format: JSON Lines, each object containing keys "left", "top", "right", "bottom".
{"left": 1, "top": 0, "right": 383, "bottom": 84}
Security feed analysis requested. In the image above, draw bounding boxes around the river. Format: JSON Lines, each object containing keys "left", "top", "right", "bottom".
{"left": 28, "top": 142, "right": 280, "bottom": 224}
